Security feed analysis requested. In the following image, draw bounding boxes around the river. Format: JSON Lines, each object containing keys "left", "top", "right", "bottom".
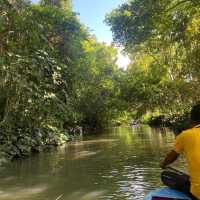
{"left": 0, "top": 126, "right": 186, "bottom": 200}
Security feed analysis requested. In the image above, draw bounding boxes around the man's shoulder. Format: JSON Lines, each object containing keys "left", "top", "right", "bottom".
{"left": 179, "top": 127, "right": 197, "bottom": 137}
{"left": 177, "top": 128, "right": 193, "bottom": 138}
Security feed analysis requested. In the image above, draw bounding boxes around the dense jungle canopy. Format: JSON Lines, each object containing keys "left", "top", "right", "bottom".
{"left": 0, "top": 0, "right": 200, "bottom": 160}
{"left": 106, "top": 0, "right": 200, "bottom": 116}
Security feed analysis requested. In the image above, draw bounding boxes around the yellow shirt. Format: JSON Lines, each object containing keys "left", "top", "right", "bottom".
{"left": 174, "top": 125, "right": 200, "bottom": 199}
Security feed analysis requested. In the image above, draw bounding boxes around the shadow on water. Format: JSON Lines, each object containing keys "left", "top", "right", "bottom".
{"left": 0, "top": 126, "right": 186, "bottom": 200}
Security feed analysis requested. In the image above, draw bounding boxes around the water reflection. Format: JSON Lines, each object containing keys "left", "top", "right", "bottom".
{"left": 71, "top": 150, "right": 101, "bottom": 160}
{"left": 0, "top": 184, "right": 48, "bottom": 199}
{"left": 0, "top": 126, "right": 183, "bottom": 200}
{"left": 68, "top": 139, "right": 118, "bottom": 146}
{"left": 67, "top": 190, "right": 106, "bottom": 200}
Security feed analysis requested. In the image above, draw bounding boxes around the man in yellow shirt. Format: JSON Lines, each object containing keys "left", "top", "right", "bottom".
{"left": 161, "top": 104, "right": 200, "bottom": 199}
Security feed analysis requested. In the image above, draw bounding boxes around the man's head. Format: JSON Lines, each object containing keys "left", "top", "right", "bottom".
{"left": 191, "top": 104, "right": 200, "bottom": 124}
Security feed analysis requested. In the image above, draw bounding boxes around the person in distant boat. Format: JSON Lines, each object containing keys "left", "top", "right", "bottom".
{"left": 160, "top": 104, "right": 200, "bottom": 200}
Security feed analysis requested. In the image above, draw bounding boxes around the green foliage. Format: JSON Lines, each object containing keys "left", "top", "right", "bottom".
{"left": 72, "top": 39, "right": 122, "bottom": 129}
{"left": 0, "top": 0, "right": 123, "bottom": 160}
{"left": 106, "top": 0, "right": 200, "bottom": 118}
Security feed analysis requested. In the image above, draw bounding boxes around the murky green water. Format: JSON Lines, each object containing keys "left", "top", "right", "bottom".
{"left": 0, "top": 126, "right": 186, "bottom": 200}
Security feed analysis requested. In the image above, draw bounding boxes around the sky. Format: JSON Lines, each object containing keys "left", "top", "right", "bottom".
{"left": 73, "top": 0, "right": 130, "bottom": 69}
{"left": 73, "top": 0, "right": 125, "bottom": 44}
{"left": 32, "top": 0, "right": 130, "bottom": 69}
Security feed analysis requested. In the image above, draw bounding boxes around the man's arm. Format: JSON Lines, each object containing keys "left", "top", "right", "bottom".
{"left": 160, "top": 150, "right": 180, "bottom": 169}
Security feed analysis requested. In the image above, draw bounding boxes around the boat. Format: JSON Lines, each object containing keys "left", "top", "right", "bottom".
{"left": 145, "top": 188, "right": 192, "bottom": 200}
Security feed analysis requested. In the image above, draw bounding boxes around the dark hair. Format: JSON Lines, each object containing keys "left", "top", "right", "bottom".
{"left": 191, "top": 104, "right": 200, "bottom": 123}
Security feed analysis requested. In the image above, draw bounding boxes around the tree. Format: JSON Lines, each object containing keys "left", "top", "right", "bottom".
{"left": 0, "top": 0, "right": 126, "bottom": 159}
{"left": 106, "top": 0, "right": 200, "bottom": 117}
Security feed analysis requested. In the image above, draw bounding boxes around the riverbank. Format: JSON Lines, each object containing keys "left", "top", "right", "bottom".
{"left": 146, "top": 112, "right": 190, "bottom": 135}
{"left": 0, "top": 126, "right": 77, "bottom": 166}
{"left": 0, "top": 111, "right": 189, "bottom": 166}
